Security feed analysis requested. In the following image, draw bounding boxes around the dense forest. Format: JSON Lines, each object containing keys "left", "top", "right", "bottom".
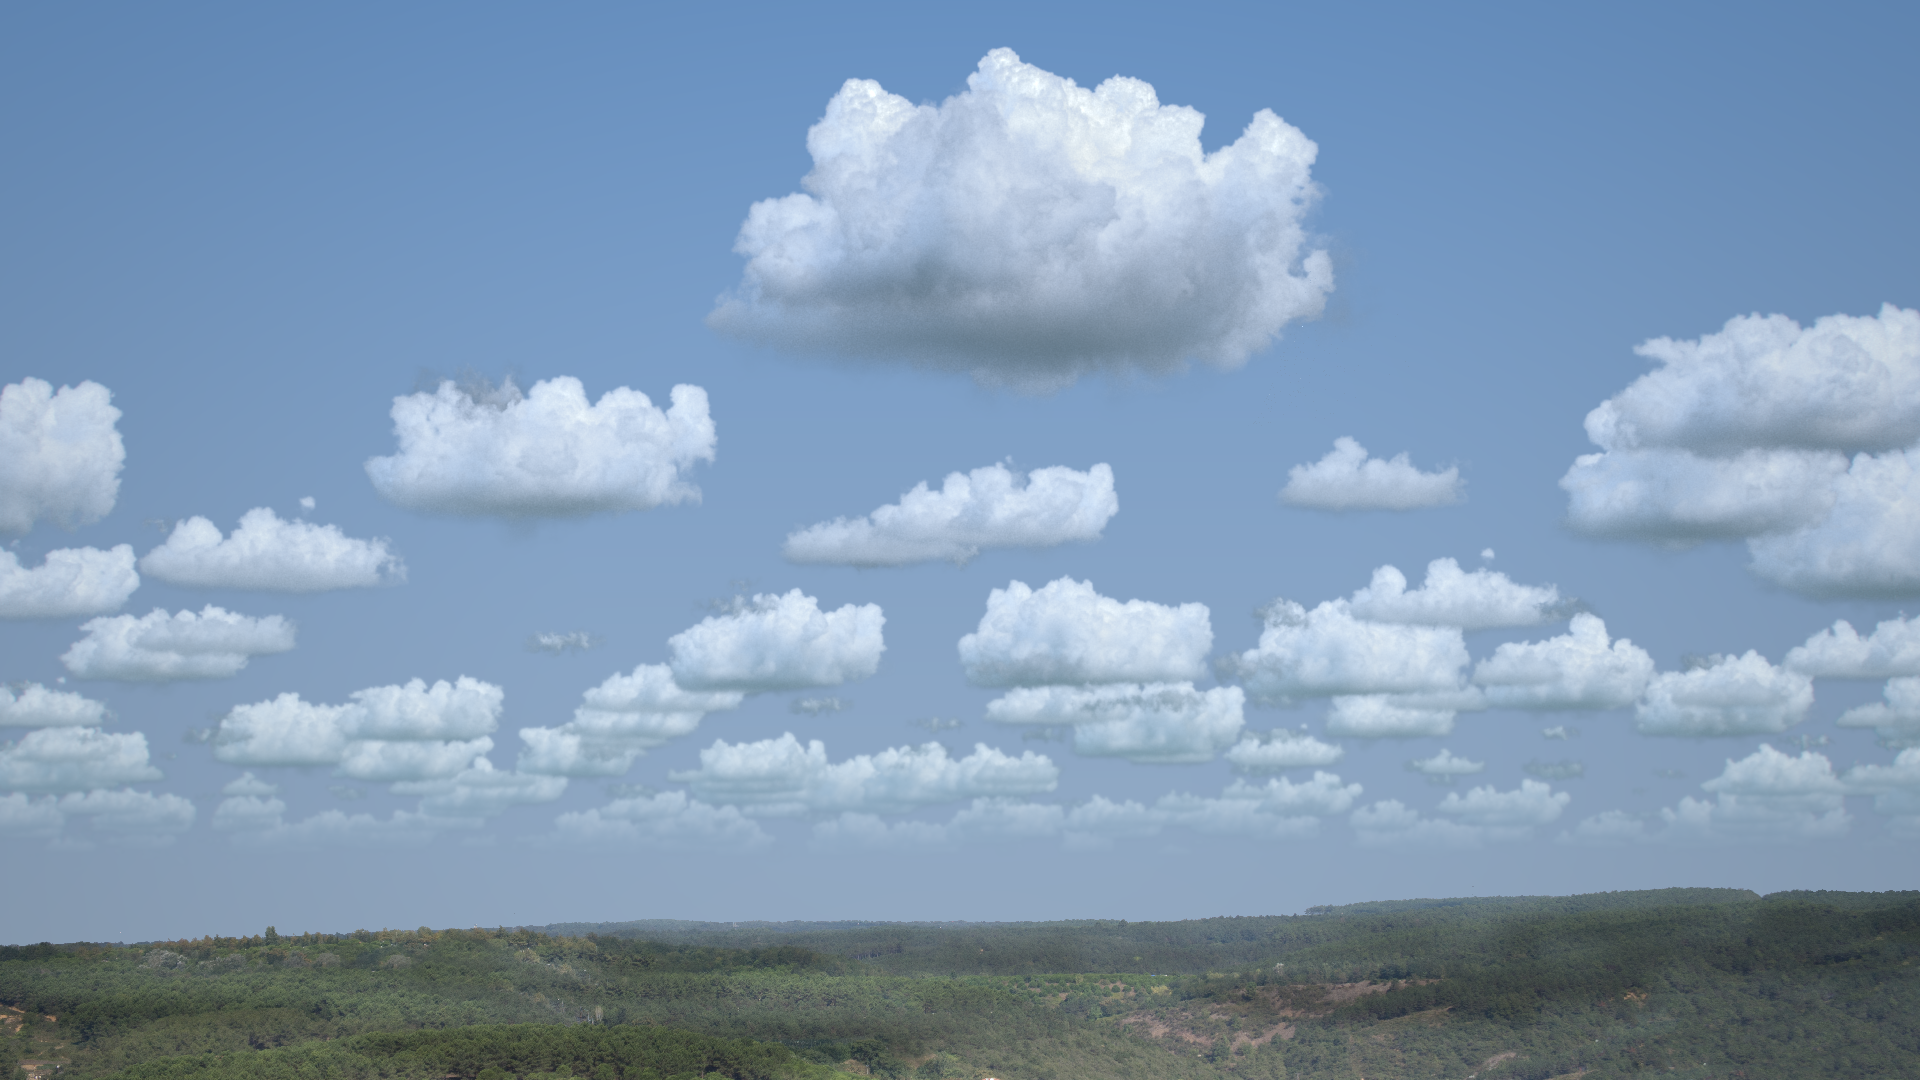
{"left": 4, "top": 888, "right": 1916, "bottom": 1080}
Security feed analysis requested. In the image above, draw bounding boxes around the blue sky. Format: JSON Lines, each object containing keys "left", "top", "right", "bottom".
{"left": 3, "top": 2, "right": 1917, "bottom": 943}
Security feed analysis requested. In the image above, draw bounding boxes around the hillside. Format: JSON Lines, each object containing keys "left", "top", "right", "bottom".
{"left": 4, "top": 889, "right": 1916, "bottom": 1080}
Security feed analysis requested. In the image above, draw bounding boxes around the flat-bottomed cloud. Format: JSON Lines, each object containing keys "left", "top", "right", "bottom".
{"left": 669, "top": 732, "right": 1058, "bottom": 816}
{"left": 959, "top": 577, "right": 1211, "bottom": 687}
{"left": 62, "top": 606, "right": 296, "bottom": 681}
{"left": 709, "top": 48, "right": 1332, "bottom": 387}
{"left": 366, "top": 378, "right": 715, "bottom": 517}
{"left": 1473, "top": 614, "right": 1654, "bottom": 710}
{"left": 668, "top": 590, "right": 884, "bottom": 692}
{"left": 1280, "top": 438, "right": 1462, "bottom": 511}
{"left": 141, "top": 508, "right": 403, "bottom": 591}
{"left": 1635, "top": 652, "right": 1814, "bottom": 737}
{"left": 784, "top": 463, "right": 1117, "bottom": 566}
{"left": 0, "top": 545, "right": 139, "bottom": 618}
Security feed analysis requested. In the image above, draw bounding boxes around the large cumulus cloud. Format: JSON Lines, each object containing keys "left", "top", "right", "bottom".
{"left": 0, "top": 684, "right": 109, "bottom": 728}
{"left": 0, "top": 378, "right": 124, "bottom": 534}
{"left": 708, "top": 48, "right": 1332, "bottom": 387}
{"left": 958, "top": 577, "right": 1211, "bottom": 687}
{"left": 1562, "top": 305, "right": 1920, "bottom": 595}
{"left": 141, "top": 508, "right": 403, "bottom": 591}
{"left": 62, "top": 606, "right": 296, "bottom": 681}
{"left": 0, "top": 545, "right": 139, "bottom": 618}
{"left": 668, "top": 590, "right": 884, "bottom": 692}
{"left": 1221, "top": 598, "right": 1467, "bottom": 704}
{"left": 784, "top": 463, "right": 1117, "bottom": 567}
{"left": 366, "top": 378, "right": 715, "bottom": 517}
{"left": 1280, "top": 438, "right": 1462, "bottom": 511}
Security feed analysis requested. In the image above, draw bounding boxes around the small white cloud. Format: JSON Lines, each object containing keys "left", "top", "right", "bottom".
{"left": 213, "top": 794, "right": 287, "bottom": 832}
{"left": 553, "top": 791, "right": 770, "bottom": 848}
{"left": 708, "top": 48, "right": 1331, "bottom": 388}
{"left": 1436, "top": 779, "right": 1569, "bottom": 828}
{"left": 0, "top": 378, "right": 124, "bottom": 535}
{"left": 1352, "top": 781, "right": 1567, "bottom": 846}
{"left": 1280, "top": 438, "right": 1462, "bottom": 511}
{"left": 1837, "top": 678, "right": 1920, "bottom": 747}
{"left": 393, "top": 758, "right": 569, "bottom": 817}
{"left": 1225, "top": 728, "right": 1344, "bottom": 772}
{"left": 365, "top": 377, "right": 715, "bottom": 517}
{"left": 1344, "top": 558, "right": 1566, "bottom": 629}
{"left": 790, "top": 696, "right": 847, "bottom": 715}
{"left": 516, "top": 665, "right": 744, "bottom": 777}
{"left": 1324, "top": 694, "right": 1466, "bottom": 738}
{"left": 299, "top": 496, "right": 316, "bottom": 511}
{"left": 1473, "top": 613, "right": 1655, "bottom": 710}
{"left": 1481, "top": 548, "right": 1496, "bottom": 560}
{"left": 62, "top": 606, "right": 295, "bottom": 681}
{"left": 1348, "top": 800, "right": 1488, "bottom": 847}
{"left": 211, "top": 677, "right": 503, "bottom": 782}
{"left": 1843, "top": 748, "right": 1920, "bottom": 822}
{"left": 1224, "top": 599, "right": 1467, "bottom": 704}
{"left": 528, "top": 631, "right": 595, "bottom": 654}
{"left": 1408, "top": 749, "right": 1485, "bottom": 778}
{"left": 785, "top": 463, "right": 1118, "bottom": 566}
{"left": 984, "top": 683, "right": 1244, "bottom": 763}
{"left": 669, "top": 733, "right": 1058, "bottom": 816}
{"left": 1635, "top": 652, "right": 1814, "bottom": 737}
{"left": 0, "top": 683, "right": 109, "bottom": 728}
{"left": 1542, "top": 725, "right": 1579, "bottom": 740}
{"left": 1786, "top": 616, "right": 1920, "bottom": 678}
{"left": 1564, "top": 744, "right": 1853, "bottom": 846}
{"left": 140, "top": 508, "right": 403, "bottom": 591}
{"left": 668, "top": 590, "right": 885, "bottom": 692}
{"left": 224, "top": 806, "right": 481, "bottom": 847}
{"left": 0, "top": 727, "right": 162, "bottom": 792}
{"left": 959, "top": 577, "right": 1212, "bottom": 690}
{"left": 0, "top": 545, "right": 139, "bottom": 618}
{"left": 221, "top": 772, "right": 278, "bottom": 797}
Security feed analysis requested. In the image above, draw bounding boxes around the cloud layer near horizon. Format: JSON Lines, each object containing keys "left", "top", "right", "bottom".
{"left": 708, "top": 48, "right": 1332, "bottom": 387}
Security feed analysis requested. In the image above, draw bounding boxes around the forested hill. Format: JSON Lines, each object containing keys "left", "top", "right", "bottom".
{"left": 3, "top": 888, "right": 1917, "bottom": 1080}
{"left": 534, "top": 887, "right": 1766, "bottom": 976}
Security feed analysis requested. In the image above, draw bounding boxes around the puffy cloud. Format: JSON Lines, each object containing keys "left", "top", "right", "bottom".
{"left": 668, "top": 590, "right": 884, "bottom": 692}
{"left": 1473, "top": 614, "right": 1654, "bottom": 710}
{"left": 1279, "top": 438, "right": 1461, "bottom": 511}
{"left": 553, "top": 791, "right": 770, "bottom": 848}
{"left": 1561, "top": 447, "right": 1843, "bottom": 541}
{"left": 1525, "top": 759, "right": 1586, "bottom": 780}
{"left": 811, "top": 812, "right": 953, "bottom": 850}
{"left": 517, "top": 664, "right": 744, "bottom": 777}
{"left": 1352, "top": 780, "right": 1567, "bottom": 846}
{"left": 365, "top": 377, "right": 715, "bottom": 517}
{"left": 0, "top": 727, "right": 162, "bottom": 792}
{"left": 708, "top": 48, "right": 1331, "bottom": 387}
{"left": 1785, "top": 616, "right": 1920, "bottom": 678}
{"left": 1344, "top": 558, "right": 1566, "bottom": 629}
{"left": 210, "top": 677, "right": 502, "bottom": 782}
{"left": 1224, "top": 599, "right": 1467, "bottom": 704}
{"left": 221, "top": 806, "right": 480, "bottom": 847}
{"left": 1225, "top": 728, "right": 1344, "bottom": 772}
{"left": 140, "top": 508, "right": 403, "bottom": 591}
{"left": 1407, "top": 749, "right": 1485, "bottom": 779}
{"left": 790, "top": 696, "right": 846, "bottom": 716}
{"left": 1586, "top": 305, "right": 1920, "bottom": 456}
{"left": 1562, "top": 306, "right": 1920, "bottom": 596}
{"left": 0, "top": 378, "right": 124, "bottom": 534}
{"left": 985, "top": 683, "right": 1244, "bottom": 763}
{"left": 1564, "top": 745, "right": 1852, "bottom": 845}
{"left": 221, "top": 772, "right": 277, "bottom": 797}
{"left": 1843, "top": 748, "right": 1920, "bottom": 825}
{"left": 62, "top": 606, "right": 296, "bottom": 681}
{"left": 1635, "top": 653, "right": 1814, "bottom": 737}
{"left": 1745, "top": 448, "right": 1920, "bottom": 595}
{"left": 0, "top": 683, "right": 108, "bottom": 728}
{"left": 669, "top": 733, "right": 1057, "bottom": 816}
{"left": 391, "top": 759, "right": 568, "bottom": 817}
{"left": 1324, "top": 693, "right": 1473, "bottom": 739}
{"left": 0, "top": 545, "right": 139, "bottom": 619}
{"left": 1837, "top": 678, "right": 1920, "bottom": 747}
{"left": 960, "top": 577, "right": 1212, "bottom": 687}
{"left": 213, "top": 794, "right": 287, "bottom": 833}
{"left": 785, "top": 462, "right": 1117, "bottom": 568}
{"left": 0, "top": 792, "right": 65, "bottom": 838}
